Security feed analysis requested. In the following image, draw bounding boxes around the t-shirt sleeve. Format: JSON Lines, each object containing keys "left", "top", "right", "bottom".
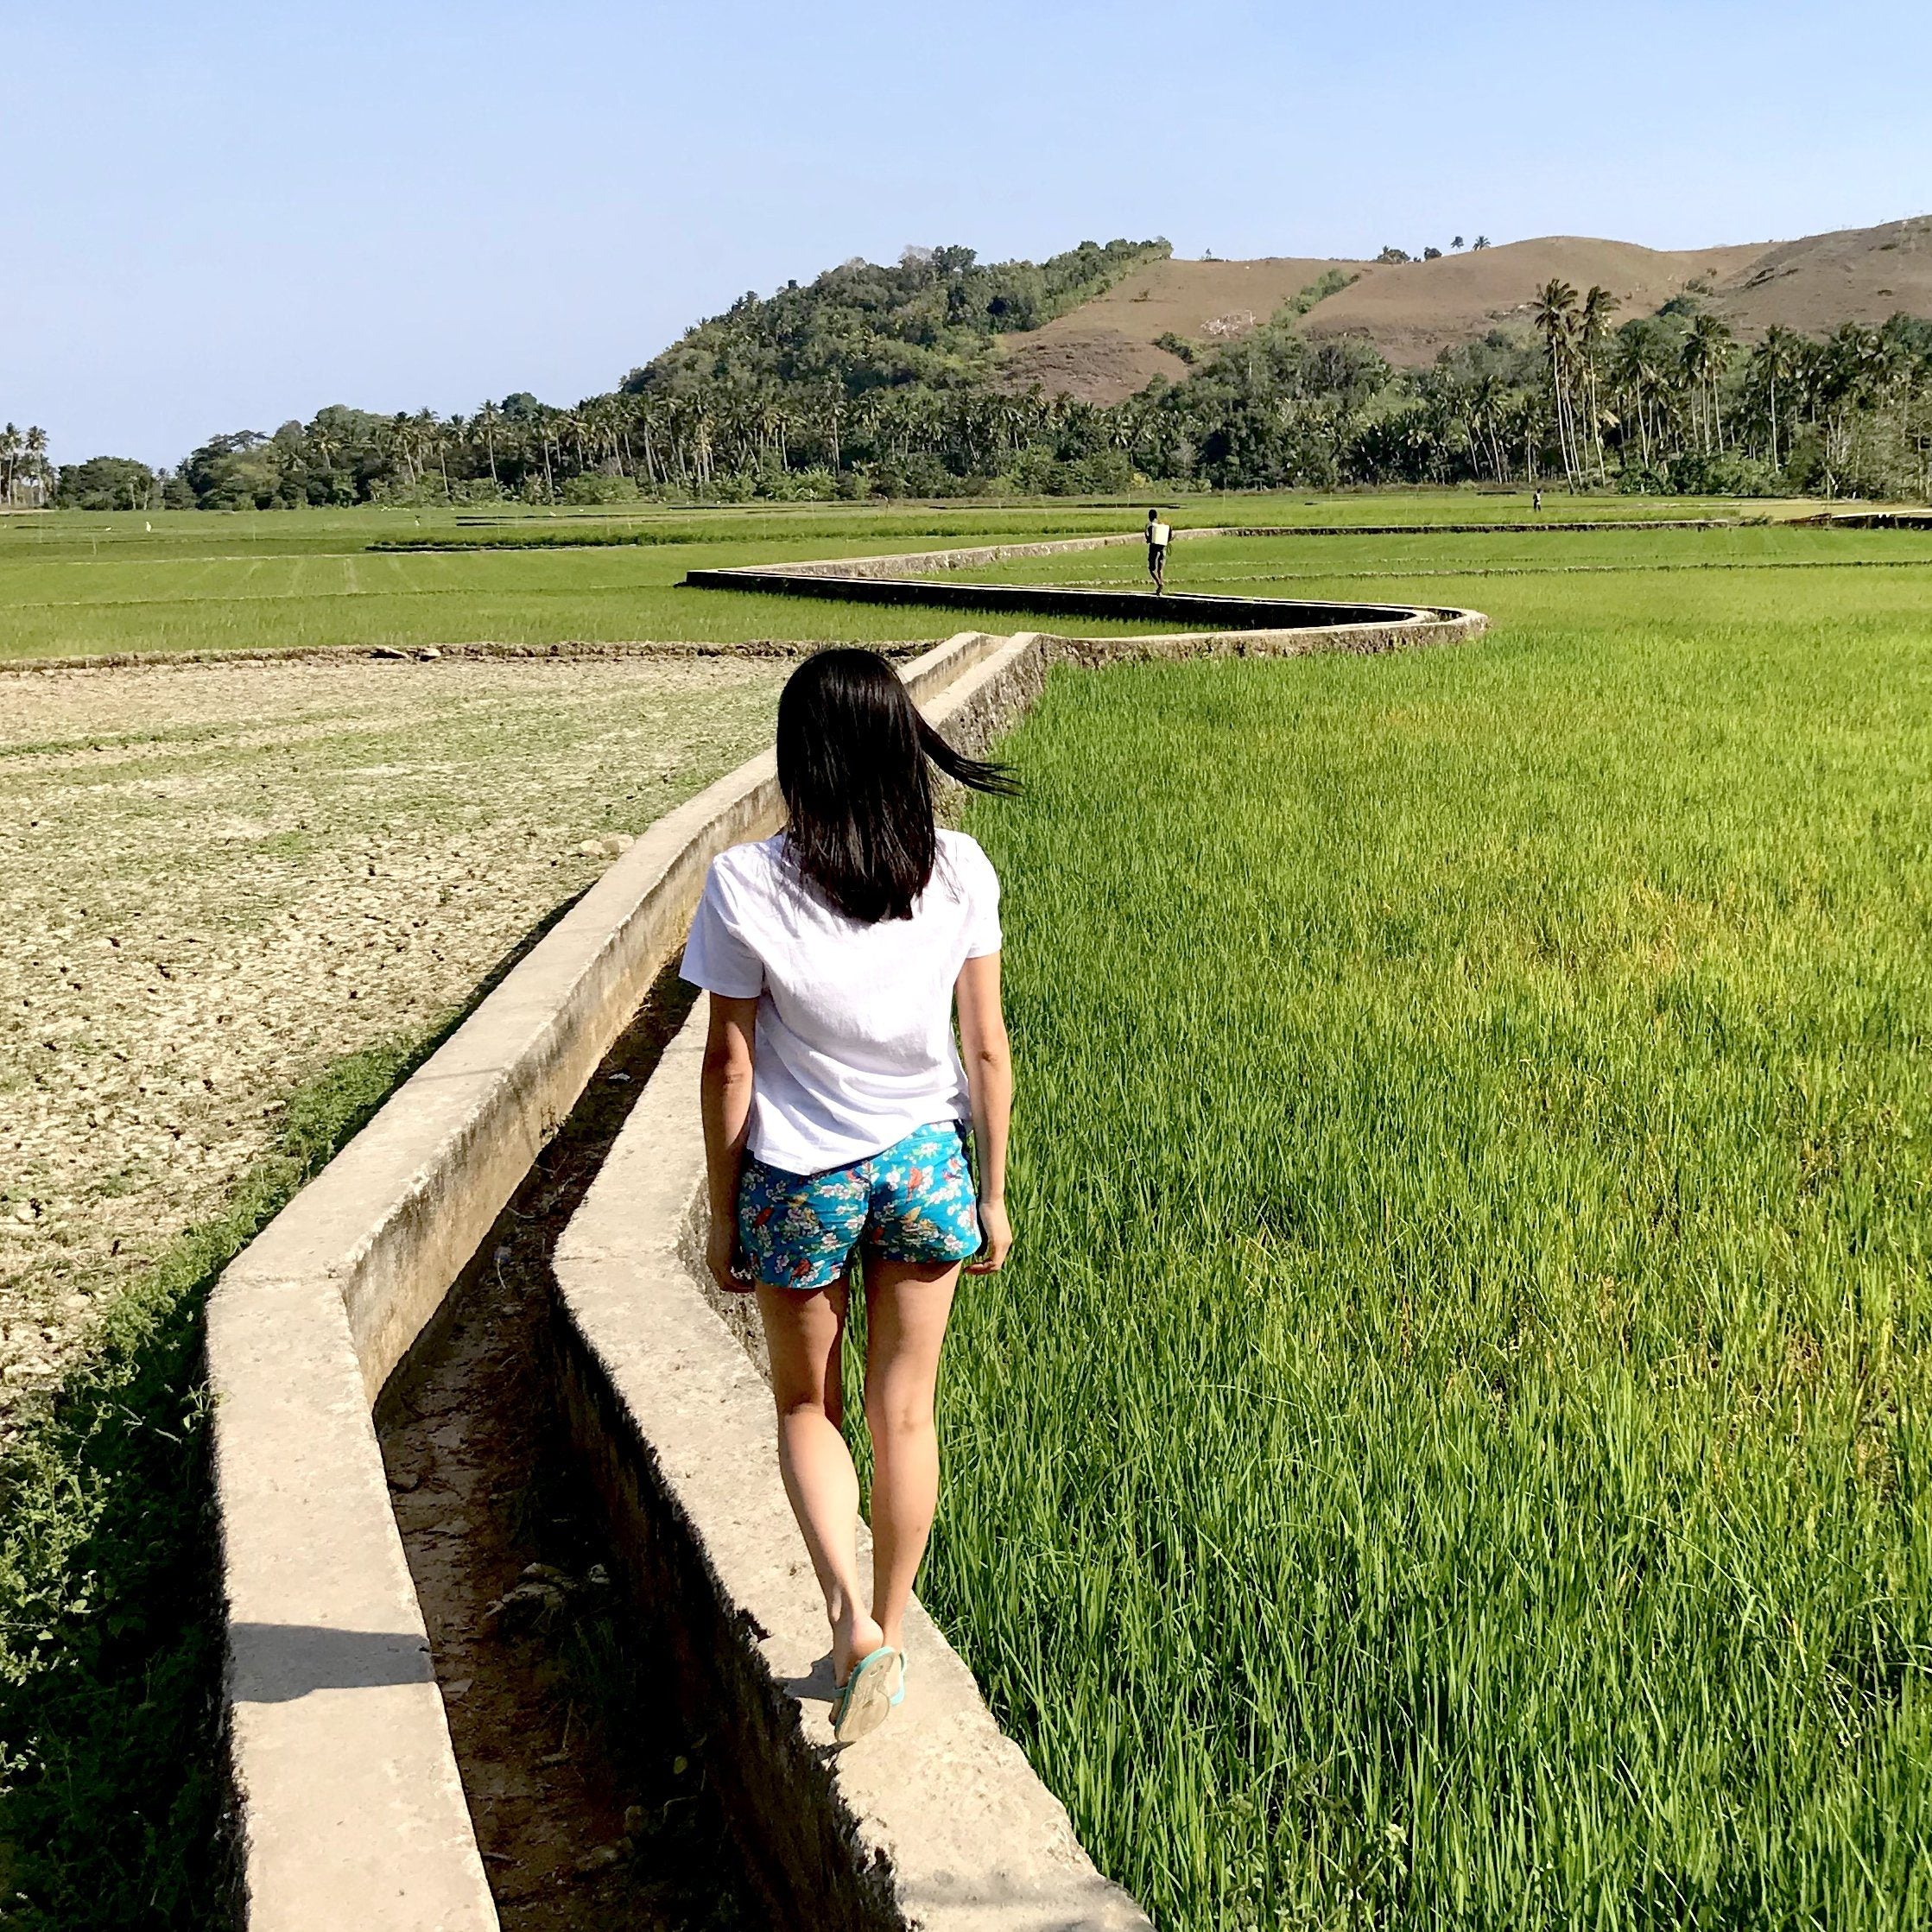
{"left": 679, "top": 858, "right": 765, "bottom": 998}
{"left": 959, "top": 839, "right": 1003, "bottom": 959}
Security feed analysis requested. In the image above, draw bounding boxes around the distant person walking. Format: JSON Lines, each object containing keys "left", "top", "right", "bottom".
{"left": 1146, "top": 508, "right": 1172, "bottom": 592}
{"left": 1533, "top": 489, "right": 1543, "bottom": 513}
{"left": 682, "top": 649, "right": 1017, "bottom": 1746}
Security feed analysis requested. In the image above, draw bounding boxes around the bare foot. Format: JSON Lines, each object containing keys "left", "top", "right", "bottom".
{"left": 832, "top": 1608, "right": 886, "bottom": 1687}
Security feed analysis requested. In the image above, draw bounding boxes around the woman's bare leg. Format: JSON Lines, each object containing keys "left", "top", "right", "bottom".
{"left": 862, "top": 1257, "right": 960, "bottom": 1654}
{"left": 756, "top": 1276, "right": 884, "bottom": 1682}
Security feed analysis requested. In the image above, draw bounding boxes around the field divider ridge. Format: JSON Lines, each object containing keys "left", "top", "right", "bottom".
{"left": 0, "top": 637, "right": 916, "bottom": 677}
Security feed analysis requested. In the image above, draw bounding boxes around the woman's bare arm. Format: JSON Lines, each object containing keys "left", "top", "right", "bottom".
{"left": 700, "top": 991, "right": 760, "bottom": 1294}
{"left": 954, "top": 951, "right": 1012, "bottom": 1273}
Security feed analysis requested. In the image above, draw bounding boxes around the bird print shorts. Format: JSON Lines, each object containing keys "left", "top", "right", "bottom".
{"left": 736, "top": 1120, "right": 982, "bottom": 1291}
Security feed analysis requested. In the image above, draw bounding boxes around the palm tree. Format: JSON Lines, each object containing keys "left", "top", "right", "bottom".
{"left": 1533, "top": 279, "right": 1581, "bottom": 487}
{"left": 1811, "top": 322, "right": 1885, "bottom": 494}
{"left": 1749, "top": 326, "right": 1800, "bottom": 470}
{"left": 586, "top": 395, "right": 628, "bottom": 473}
{"left": 1682, "top": 314, "right": 1734, "bottom": 453}
{"left": 754, "top": 390, "right": 790, "bottom": 472}
{"left": 1642, "top": 361, "right": 1675, "bottom": 470}
{"left": 475, "top": 399, "right": 504, "bottom": 487}
{"left": 309, "top": 419, "right": 344, "bottom": 501}
{"left": 685, "top": 396, "right": 714, "bottom": 491}
{"left": 413, "top": 409, "right": 452, "bottom": 501}
{"left": 1610, "top": 333, "right": 1650, "bottom": 469}
{"left": 22, "top": 425, "right": 51, "bottom": 504}
{"left": 554, "top": 409, "right": 591, "bottom": 476}
{"left": 814, "top": 383, "right": 846, "bottom": 474}
{"left": 1577, "top": 286, "right": 1620, "bottom": 482}
{"left": 1462, "top": 371, "right": 1509, "bottom": 481}
{"left": 630, "top": 395, "right": 667, "bottom": 487}
{"left": 383, "top": 413, "right": 416, "bottom": 490}
{"left": 538, "top": 410, "right": 561, "bottom": 499}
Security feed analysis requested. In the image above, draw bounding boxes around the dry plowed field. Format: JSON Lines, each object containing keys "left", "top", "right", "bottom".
{"left": 0, "top": 654, "right": 782, "bottom": 1419}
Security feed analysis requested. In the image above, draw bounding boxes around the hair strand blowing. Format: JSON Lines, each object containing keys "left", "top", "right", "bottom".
{"left": 775, "top": 648, "right": 1017, "bottom": 924}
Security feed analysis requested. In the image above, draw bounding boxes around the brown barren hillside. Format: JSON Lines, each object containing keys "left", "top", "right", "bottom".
{"left": 1301, "top": 237, "right": 1772, "bottom": 364}
{"left": 1710, "top": 214, "right": 1932, "bottom": 336}
{"left": 998, "top": 216, "right": 1932, "bottom": 399}
{"left": 997, "top": 255, "right": 1351, "bottom": 402}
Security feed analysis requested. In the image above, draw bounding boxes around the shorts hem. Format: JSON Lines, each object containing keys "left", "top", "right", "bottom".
{"left": 863, "top": 1239, "right": 981, "bottom": 1268}
{"left": 758, "top": 1242, "right": 979, "bottom": 1293}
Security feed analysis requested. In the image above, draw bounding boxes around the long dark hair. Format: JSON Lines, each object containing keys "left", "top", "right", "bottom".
{"left": 776, "top": 647, "right": 1017, "bottom": 924}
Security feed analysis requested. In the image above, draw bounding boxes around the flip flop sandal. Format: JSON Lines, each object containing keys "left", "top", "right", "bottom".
{"left": 890, "top": 1648, "right": 908, "bottom": 1708}
{"left": 832, "top": 1646, "right": 898, "bottom": 1745}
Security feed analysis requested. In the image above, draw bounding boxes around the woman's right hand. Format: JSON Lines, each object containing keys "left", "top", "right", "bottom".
{"left": 707, "top": 1215, "right": 755, "bottom": 1295}
{"left": 968, "top": 1199, "right": 1012, "bottom": 1274}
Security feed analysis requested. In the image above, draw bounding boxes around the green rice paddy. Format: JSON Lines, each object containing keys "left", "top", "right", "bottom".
{"left": 0, "top": 502, "right": 1163, "bottom": 661}
{"left": 930, "top": 532, "right": 1932, "bottom": 1926}
{"left": 0, "top": 492, "right": 1802, "bottom": 663}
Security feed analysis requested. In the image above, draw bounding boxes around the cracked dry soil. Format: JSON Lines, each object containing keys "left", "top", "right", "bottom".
{"left": 0, "top": 651, "right": 783, "bottom": 1420}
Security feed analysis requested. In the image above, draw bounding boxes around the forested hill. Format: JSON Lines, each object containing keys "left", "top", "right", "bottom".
{"left": 52, "top": 224, "right": 1932, "bottom": 510}
{"left": 625, "top": 239, "right": 1169, "bottom": 399}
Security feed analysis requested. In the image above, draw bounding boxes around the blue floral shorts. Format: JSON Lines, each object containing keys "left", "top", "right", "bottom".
{"left": 737, "top": 1120, "right": 982, "bottom": 1292}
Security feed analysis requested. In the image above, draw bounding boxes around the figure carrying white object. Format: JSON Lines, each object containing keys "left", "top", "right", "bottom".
{"left": 1146, "top": 508, "right": 1172, "bottom": 592}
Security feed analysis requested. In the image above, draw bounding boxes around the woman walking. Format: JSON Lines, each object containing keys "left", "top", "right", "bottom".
{"left": 681, "top": 648, "right": 1016, "bottom": 1745}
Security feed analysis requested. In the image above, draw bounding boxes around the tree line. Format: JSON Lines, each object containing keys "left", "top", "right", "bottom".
{"left": 1523, "top": 279, "right": 1931, "bottom": 498}
{"left": 2, "top": 424, "right": 55, "bottom": 509}
{"left": 42, "top": 241, "right": 1932, "bottom": 510}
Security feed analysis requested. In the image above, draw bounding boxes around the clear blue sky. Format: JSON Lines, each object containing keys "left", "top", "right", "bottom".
{"left": 5, "top": 1, "right": 1929, "bottom": 467}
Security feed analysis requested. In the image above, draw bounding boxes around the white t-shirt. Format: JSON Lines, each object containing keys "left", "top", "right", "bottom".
{"left": 679, "top": 829, "right": 1002, "bottom": 1174}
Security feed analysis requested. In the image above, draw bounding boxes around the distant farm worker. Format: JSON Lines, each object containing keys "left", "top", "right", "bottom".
{"left": 682, "top": 649, "right": 1016, "bottom": 1746}
{"left": 1533, "top": 488, "right": 1543, "bottom": 513}
{"left": 1146, "top": 507, "right": 1172, "bottom": 592}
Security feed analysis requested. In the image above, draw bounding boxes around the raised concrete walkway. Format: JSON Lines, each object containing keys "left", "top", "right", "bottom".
{"left": 551, "top": 635, "right": 1150, "bottom": 1928}
{"left": 686, "top": 529, "right": 1484, "bottom": 639}
{"left": 554, "top": 1005, "right": 1150, "bottom": 1932}
{"left": 207, "top": 630, "right": 1022, "bottom": 1930}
